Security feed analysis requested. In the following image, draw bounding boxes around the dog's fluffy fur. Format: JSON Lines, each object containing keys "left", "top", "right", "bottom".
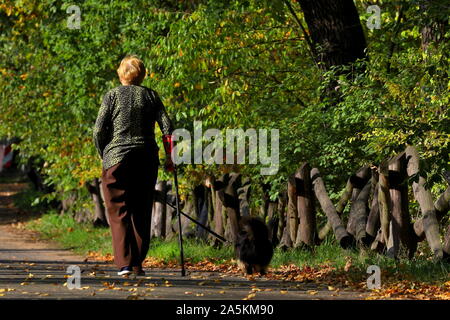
{"left": 235, "top": 216, "right": 273, "bottom": 275}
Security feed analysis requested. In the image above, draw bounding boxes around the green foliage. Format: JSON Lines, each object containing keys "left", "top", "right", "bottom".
{"left": 1, "top": 0, "right": 448, "bottom": 211}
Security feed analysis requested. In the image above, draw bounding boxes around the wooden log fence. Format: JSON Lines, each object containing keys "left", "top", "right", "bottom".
{"left": 80, "top": 145, "right": 449, "bottom": 262}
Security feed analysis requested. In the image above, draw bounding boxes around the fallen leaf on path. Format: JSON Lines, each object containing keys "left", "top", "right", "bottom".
{"left": 243, "top": 293, "right": 256, "bottom": 300}
{"left": 344, "top": 258, "right": 352, "bottom": 272}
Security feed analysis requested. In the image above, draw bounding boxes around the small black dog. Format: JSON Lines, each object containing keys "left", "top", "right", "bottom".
{"left": 235, "top": 216, "right": 274, "bottom": 275}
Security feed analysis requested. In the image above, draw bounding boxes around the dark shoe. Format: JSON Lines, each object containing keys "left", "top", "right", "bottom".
{"left": 118, "top": 266, "right": 132, "bottom": 276}
{"left": 132, "top": 266, "right": 145, "bottom": 276}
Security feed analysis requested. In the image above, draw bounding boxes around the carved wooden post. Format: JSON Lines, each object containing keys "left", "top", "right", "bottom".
{"left": 294, "top": 162, "right": 316, "bottom": 247}
{"left": 405, "top": 146, "right": 443, "bottom": 260}
{"left": 310, "top": 168, "right": 353, "bottom": 248}
{"left": 287, "top": 175, "right": 298, "bottom": 244}
{"left": 320, "top": 165, "right": 370, "bottom": 239}
{"left": 378, "top": 161, "right": 391, "bottom": 246}
{"left": 151, "top": 180, "right": 166, "bottom": 238}
{"left": 346, "top": 166, "right": 371, "bottom": 236}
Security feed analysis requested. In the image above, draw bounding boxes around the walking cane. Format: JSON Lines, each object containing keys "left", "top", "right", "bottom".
{"left": 164, "top": 134, "right": 186, "bottom": 276}
{"left": 172, "top": 164, "right": 186, "bottom": 276}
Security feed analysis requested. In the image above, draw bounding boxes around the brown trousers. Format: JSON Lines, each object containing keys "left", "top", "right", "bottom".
{"left": 101, "top": 148, "right": 159, "bottom": 269}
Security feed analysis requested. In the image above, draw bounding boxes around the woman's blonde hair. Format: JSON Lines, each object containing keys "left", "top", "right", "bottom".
{"left": 117, "top": 55, "right": 146, "bottom": 85}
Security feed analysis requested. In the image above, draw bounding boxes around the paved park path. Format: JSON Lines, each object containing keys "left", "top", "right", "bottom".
{"left": 0, "top": 171, "right": 368, "bottom": 300}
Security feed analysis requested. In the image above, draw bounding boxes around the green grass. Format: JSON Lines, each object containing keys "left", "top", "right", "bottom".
{"left": 25, "top": 211, "right": 113, "bottom": 255}
{"left": 24, "top": 211, "right": 450, "bottom": 284}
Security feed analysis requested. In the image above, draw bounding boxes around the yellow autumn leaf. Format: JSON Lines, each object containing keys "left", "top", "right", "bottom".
{"left": 243, "top": 293, "right": 256, "bottom": 300}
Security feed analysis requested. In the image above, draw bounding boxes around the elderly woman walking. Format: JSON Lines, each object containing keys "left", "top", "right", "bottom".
{"left": 93, "top": 55, "right": 174, "bottom": 276}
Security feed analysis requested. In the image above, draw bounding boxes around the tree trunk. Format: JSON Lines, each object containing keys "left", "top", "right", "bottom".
{"left": 405, "top": 146, "right": 443, "bottom": 260}
{"left": 294, "top": 162, "right": 316, "bottom": 247}
{"left": 297, "top": 0, "right": 367, "bottom": 70}
{"left": 310, "top": 167, "right": 353, "bottom": 248}
{"left": 420, "top": 0, "right": 448, "bottom": 52}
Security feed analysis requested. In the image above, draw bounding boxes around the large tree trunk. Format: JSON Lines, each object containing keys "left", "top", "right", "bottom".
{"left": 310, "top": 168, "right": 353, "bottom": 248}
{"left": 420, "top": 0, "right": 448, "bottom": 52}
{"left": 297, "top": 0, "right": 366, "bottom": 70}
{"left": 405, "top": 146, "right": 443, "bottom": 260}
{"left": 294, "top": 162, "right": 316, "bottom": 247}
